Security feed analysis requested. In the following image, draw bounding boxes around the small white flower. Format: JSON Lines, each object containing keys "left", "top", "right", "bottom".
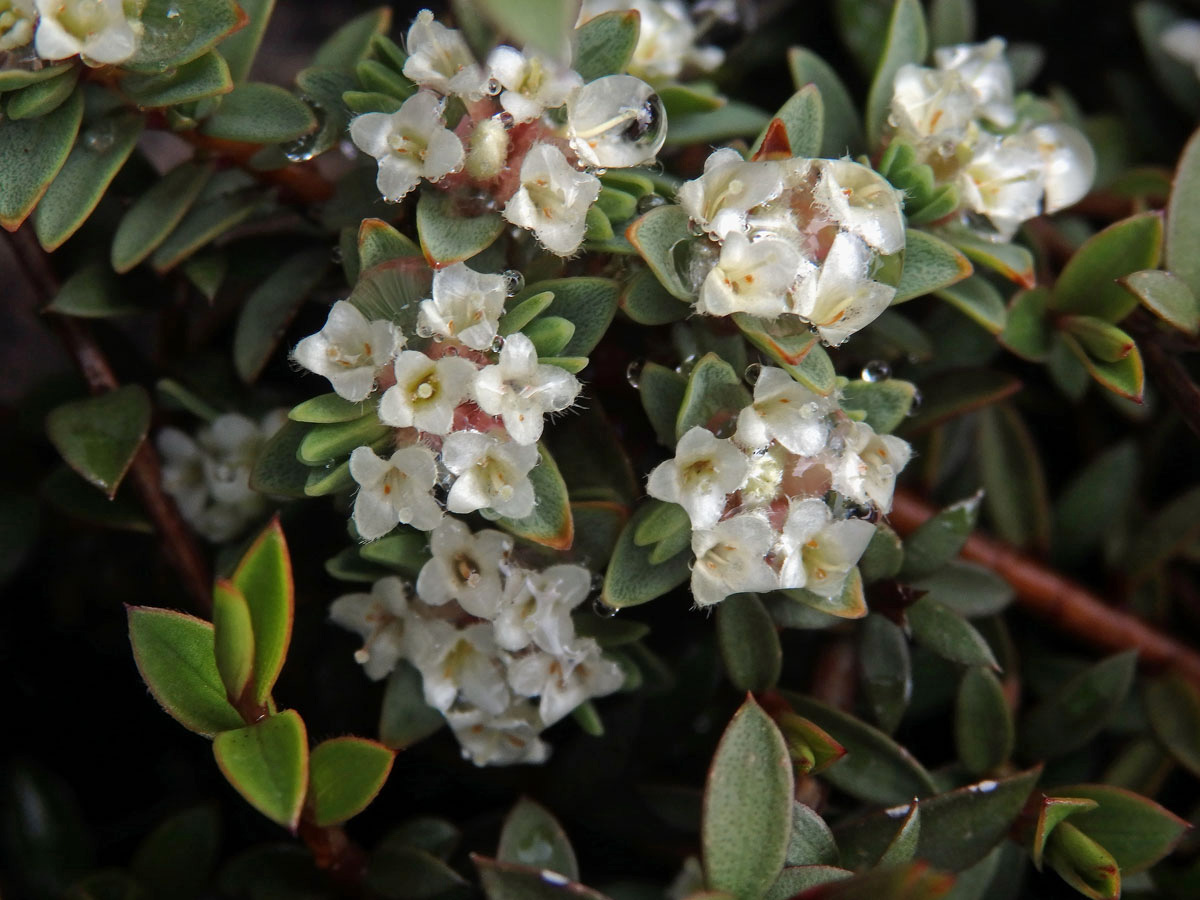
{"left": 503, "top": 142, "right": 601, "bottom": 256}
{"left": 696, "top": 232, "right": 802, "bottom": 318}
{"left": 349, "top": 91, "right": 464, "bottom": 203}
{"left": 646, "top": 426, "right": 749, "bottom": 530}
{"left": 735, "top": 366, "right": 832, "bottom": 456}
{"left": 378, "top": 351, "right": 477, "bottom": 436}
{"left": 402, "top": 9, "right": 487, "bottom": 98}
{"left": 293, "top": 300, "right": 401, "bottom": 402}
{"left": 957, "top": 132, "right": 1045, "bottom": 241}
{"left": 408, "top": 619, "right": 510, "bottom": 715}
{"left": 507, "top": 639, "right": 623, "bottom": 726}
{"left": 472, "top": 333, "right": 580, "bottom": 445}
{"left": 493, "top": 564, "right": 590, "bottom": 655}
{"left": 0, "top": 0, "right": 35, "bottom": 52}
{"left": 444, "top": 700, "right": 551, "bottom": 766}
{"left": 677, "top": 148, "right": 784, "bottom": 240}
{"left": 739, "top": 444, "right": 787, "bottom": 508}
{"left": 689, "top": 513, "right": 779, "bottom": 608}
{"left": 329, "top": 577, "right": 411, "bottom": 681}
{"left": 933, "top": 37, "right": 1015, "bottom": 128}
{"left": 349, "top": 444, "right": 443, "bottom": 539}
{"left": 889, "top": 64, "right": 977, "bottom": 146}
{"left": 833, "top": 421, "right": 911, "bottom": 514}
{"left": 442, "top": 430, "right": 539, "bottom": 518}
{"left": 1030, "top": 122, "right": 1095, "bottom": 214}
{"left": 487, "top": 45, "right": 582, "bottom": 124}
{"left": 813, "top": 159, "right": 906, "bottom": 256}
{"left": 415, "top": 518, "right": 513, "bottom": 618}
{"left": 418, "top": 262, "right": 509, "bottom": 351}
{"left": 466, "top": 115, "right": 511, "bottom": 180}
{"left": 34, "top": 0, "right": 138, "bottom": 65}
{"left": 791, "top": 231, "right": 895, "bottom": 346}
{"left": 776, "top": 498, "right": 875, "bottom": 597}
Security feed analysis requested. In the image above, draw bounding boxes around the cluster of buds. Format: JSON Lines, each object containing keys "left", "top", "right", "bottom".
{"left": 887, "top": 37, "right": 1095, "bottom": 241}
{"left": 292, "top": 262, "right": 581, "bottom": 541}
{"left": 0, "top": 0, "right": 143, "bottom": 65}
{"left": 331, "top": 519, "right": 623, "bottom": 765}
{"left": 348, "top": 8, "right": 668, "bottom": 255}
{"left": 678, "top": 151, "right": 907, "bottom": 346}
{"left": 646, "top": 366, "right": 910, "bottom": 607}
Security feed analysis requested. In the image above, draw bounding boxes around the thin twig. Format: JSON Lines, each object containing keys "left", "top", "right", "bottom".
{"left": 887, "top": 488, "right": 1200, "bottom": 686}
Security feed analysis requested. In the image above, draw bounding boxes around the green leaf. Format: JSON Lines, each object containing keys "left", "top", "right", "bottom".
{"left": 232, "top": 519, "right": 294, "bottom": 706}
{"left": 1018, "top": 651, "right": 1138, "bottom": 761}
{"left": 941, "top": 226, "right": 1036, "bottom": 288}
{"left": 359, "top": 530, "right": 431, "bottom": 577}
{"left": 127, "top": 606, "right": 244, "bottom": 735}
{"left": 1061, "top": 331, "right": 1145, "bottom": 401}
{"left": 1167, "top": 125, "right": 1200, "bottom": 297}
{"left": 907, "top": 597, "right": 998, "bottom": 669}
{"left": 604, "top": 502, "right": 692, "bottom": 608}
{"left": 0, "top": 63, "right": 71, "bottom": 92}
{"left": 111, "top": 161, "right": 213, "bottom": 273}
{"left": 313, "top": 6, "right": 391, "bottom": 71}
{"left": 978, "top": 404, "right": 1051, "bottom": 548}
{"left": 639, "top": 361, "right": 688, "bottom": 446}
{"left": 213, "top": 710, "right": 309, "bottom": 830}
{"left": 498, "top": 798, "right": 579, "bottom": 880}
{"left": 1032, "top": 796, "right": 1099, "bottom": 870}
{"left": 955, "top": 667, "right": 1012, "bottom": 775}
{"left": 308, "top": 737, "right": 394, "bottom": 827}
{"left": 489, "top": 443, "right": 575, "bottom": 550}
{"left": 131, "top": 806, "right": 220, "bottom": 900}
{"left": 417, "top": 188, "right": 506, "bottom": 267}
{"left": 500, "top": 290, "right": 556, "bottom": 335}
{"left": 200, "top": 83, "right": 317, "bottom": 143}
{"left": 909, "top": 561, "right": 1013, "bottom": 618}
{"left": 865, "top": 0, "right": 928, "bottom": 147}
{"left": 717, "top": 594, "right": 782, "bottom": 693}
{"left": 752, "top": 85, "right": 823, "bottom": 159}
{"left": 0, "top": 86, "right": 82, "bottom": 230}
{"left": 1049, "top": 782, "right": 1189, "bottom": 873}
{"left": 999, "top": 287, "right": 1053, "bottom": 361}
{"left": 474, "top": 856, "right": 613, "bottom": 900}
{"left": 781, "top": 568, "right": 868, "bottom": 620}
{"left": 787, "top": 46, "right": 864, "bottom": 157}
{"left": 933, "top": 275, "right": 1007, "bottom": 334}
{"left": 858, "top": 523, "right": 903, "bottom": 584}
{"left": 1121, "top": 269, "right": 1199, "bottom": 334}
{"left": 783, "top": 693, "right": 938, "bottom": 805}
{"left": 860, "top": 614, "right": 911, "bottom": 734}
{"left": 182, "top": 251, "right": 228, "bottom": 300}
{"left": 343, "top": 89, "right": 403, "bottom": 114}
{"left": 621, "top": 267, "right": 689, "bottom": 325}
{"left": 379, "top": 661, "right": 446, "bottom": 748}
{"left": 124, "top": 0, "right": 244, "bottom": 75}
{"left": 476, "top": 0, "right": 580, "bottom": 62}
{"left": 368, "top": 844, "right": 469, "bottom": 900}
{"left": 233, "top": 252, "right": 330, "bottom": 383}
{"left": 46, "top": 385, "right": 150, "bottom": 499}
{"left": 151, "top": 171, "right": 265, "bottom": 272}
{"left": 898, "top": 368, "right": 1021, "bottom": 434}
{"left": 878, "top": 805, "right": 921, "bottom": 866}
{"left": 213, "top": 580, "right": 255, "bottom": 702}
{"left": 634, "top": 499, "right": 689, "bottom": 545}
{"left": 122, "top": 51, "right": 233, "bottom": 107}
{"left": 786, "top": 804, "right": 840, "bottom": 867}
{"left": 779, "top": 713, "right": 847, "bottom": 776}
{"left": 249, "top": 419, "right": 312, "bottom": 498}
{"left": 297, "top": 414, "right": 389, "bottom": 464}
{"left": 839, "top": 380, "right": 916, "bottom": 433}
{"left": 1060, "top": 316, "right": 1136, "bottom": 363}
{"left": 516, "top": 278, "right": 619, "bottom": 357}
{"left": 835, "top": 769, "right": 1041, "bottom": 872}
{"left": 7, "top": 68, "right": 78, "bottom": 120}
{"left": 899, "top": 492, "right": 980, "bottom": 580}
{"left": 893, "top": 230, "right": 974, "bottom": 303}
{"left": 1053, "top": 442, "right": 1138, "bottom": 566}
{"left": 573, "top": 10, "right": 640, "bottom": 81}
{"left": 1044, "top": 821, "right": 1121, "bottom": 900}
{"left": 1124, "top": 484, "right": 1200, "bottom": 583}
{"left": 703, "top": 696, "right": 793, "bottom": 900}
{"left": 1051, "top": 212, "right": 1163, "bottom": 320}
{"left": 734, "top": 316, "right": 836, "bottom": 396}
{"left": 288, "top": 393, "right": 372, "bottom": 424}
{"left": 357, "top": 217, "right": 421, "bottom": 270}
{"left": 929, "top": 0, "right": 975, "bottom": 45}
{"left": 45, "top": 263, "right": 139, "bottom": 319}
{"left": 626, "top": 204, "right": 695, "bottom": 300}
{"left": 219, "top": 0, "right": 275, "bottom": 83}
{"left": 597, "top": 186, "right": 638, "bottom": 223}
{"left": 356, "top": 58, "right": 417, "bottom": 101}
{"left": 1145, "top": 673, "right": 1200, "bottom": 778}
{"left": 666, "top": 100, "right": 772, "bottom": 146}
{"left": 766, "top": 867, "right": 854, "bottom": 900}
{"left": 676, "top": 353, "right": 751, "bottom": 440}
{"left": 42, "top": 464, "right": 151, "bottom": 533}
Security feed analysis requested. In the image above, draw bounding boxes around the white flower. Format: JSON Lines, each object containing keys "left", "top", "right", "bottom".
{"left": 466, "top": 115, "right": 511, "bottom": 180}
{"left": 776, "top": 498, "right": 875, "bottom": 597}
{"left": 378, "top": 351, "right": 477, "bottom": 436}
{"left": 579, "top": 0, "right": 723, "bottom": 81}
{"left": 889, "top": 64, "right": 977, "bottom": 146}
{"left": 791, "top": 231, "right": 895, "bottom": 346}
{"left": 735, "top": 366, "right": 832, "bottom": 456}
{"left": 349, "top": 444, "right": 443, "bottom": 539}
{"left": 813, "top": 160, "right": 906, "bottom": 256}
{"left": 689, "top": 513, "right": 779, "bottom": 608}
{"left": 415, "top": 518, "right": 513, "bottom": 618}
{"left": 402, "top": 9, "right": 486, "bottom": 98}
{"left": 507, "top": 639, "right": 623, "bottom": 726}
{"left": 408, "top": 619, "right": 510, "bottom": 715}
{"left": 487, "top": 45, "right": 581, "bottom": 123}
{"left": 1030, "top": 122, "right": 1095, "bottom": 214}
{"left": 445, "top": 701, "right": 551, "bottom": 766}
{"left": 0, "top": 0, "right": 35, "bottom": 51}
{"left": 566, "top": 74, "right": 666, "bottom": 168}
{"left": 34, "top": 0, "right": 139, "bottom": 65}
{"left": 957, "top": 133, "right": 1045, "bottom": 241}
{"left": 646, "top": 426, "right": 749, "bottom": 530}
{"left": 934, "top": 37, "right": 1015, "bottom": 128}
{"left": 677, "top": 148, "right": 784, "bottom": 241}
{"left": 441, "top": 430, "right": 539, "bottom": 518}
{"left": 472, "top": 333, "right": 580, "bottom": 445}
{"left": 349, "top": 91, "right": 464, "bottom": 203}
{"left": 418, "top": 262, "right": 509, "bottom": 351}
{"left": 493, "top": 564, "right": 590, "bottom": 655}
{"left": 696, "top": 232, "right": 802, "bottom": 318}
{"left": 833, "top": 421, "right": 911, "bottom": 514}
{"left": 503, "top": 142, "right": 601, "bottom": 256}
{"left": 329, "top": 577, "right": 411, "bottom": 681}
{"left": 293, "top": 300, "right": 401, "bottom": 402}
{"left": 740, "top": 444, "right": 787, "bottom": 508}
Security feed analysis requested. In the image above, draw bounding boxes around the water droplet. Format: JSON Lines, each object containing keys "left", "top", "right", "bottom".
{"left": 671, "top": 237, "right": 718, "bottom": 295}
{"left": 860, "top": 360, "right": 891, "bottom": 383}
{"left": 566, "top": 75, "right": 667, "bottom": 169}
{"left": 674, "top": 354, "right": 698, "bottom": 376}
{"left": 330, "top": 245, "right": 344, "bottom": 263}
{"left": 744, "top": 363, "right": 762, "bottom": 386}
{"left": 625, "top": 360, "right": 644, "bottom": 389}
{"left": 490, "top": 334, "right": 506, "bottom": 352}
{"left": 83, "top": 122, "right": 117, "bottom": 153}
{"left": 498, "top": 111, "right": 515, "bottom": 129}
{"left": 339, "top": 139, "right": 357, "bottom": 159}
{"left": 907, "top": 388, "right": 922, "bottom": 415}
{"left": 416, "top": 322, "right": 435, "bottom": 339}
{"left": 591, "top": 596, "right": 618, "bottom": 617}
{"left": 283, "top": 133, "right": 319, "bottom": 162}
{"left": 502, "top": 269, "right": 524, "bottom": 295}
{"left": 165, "top": 6, "right": 182, "bottom": 20}
{"left": 486, "top": 76, "right": 502, "bottom": 96}
{"left": 636, "top": 193, "right": 668, "bottom": 214}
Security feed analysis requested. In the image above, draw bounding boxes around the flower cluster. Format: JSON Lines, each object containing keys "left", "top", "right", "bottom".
{"left": 646, "top": 367, "right": 910, "bottom": 607}
{"left": 158, "top": 410, "right": 286, "bottom": 543}
{"left": 678, "top": 151, "right": 906, "bottom": 346}
{"left": 348, "top": 8, "right": 668, "bottom": 256}
{"left": 578, "top": 0, "right": 727, "bottom": 82}
{"left": 887, "top": 37, "right": 1095, "bottom": 241}
{"left": 292, "top": 262, "right": 582, "bottom": 541}
{"left": 1, "top": 0, "right": 143, "bottom": 65}
{"left": 331, "top": 519, "right": 623, "bottom": 765}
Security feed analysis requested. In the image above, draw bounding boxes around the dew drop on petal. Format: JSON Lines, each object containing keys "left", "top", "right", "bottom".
{"left": 744, "top": 363, "right": 762, "bottom": 386}
{"left": 861, "top": 360, "right": 891, "bottom": 383}
{"left": 490, "top": 334, "right": 506, "bottom": 352}
{"left": 502, "top": 269, "right": 525, "bottom": 295}
{"left": 591, "top": 596, "right": 618, "bottom": 618}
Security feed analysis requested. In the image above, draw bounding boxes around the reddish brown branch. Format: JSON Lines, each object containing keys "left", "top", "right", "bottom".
{"left": 178, "top": 130, "right": 334, "bottom": 205}
{"left": 888, "top": 489, "right": 1200, "bottom": 686}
